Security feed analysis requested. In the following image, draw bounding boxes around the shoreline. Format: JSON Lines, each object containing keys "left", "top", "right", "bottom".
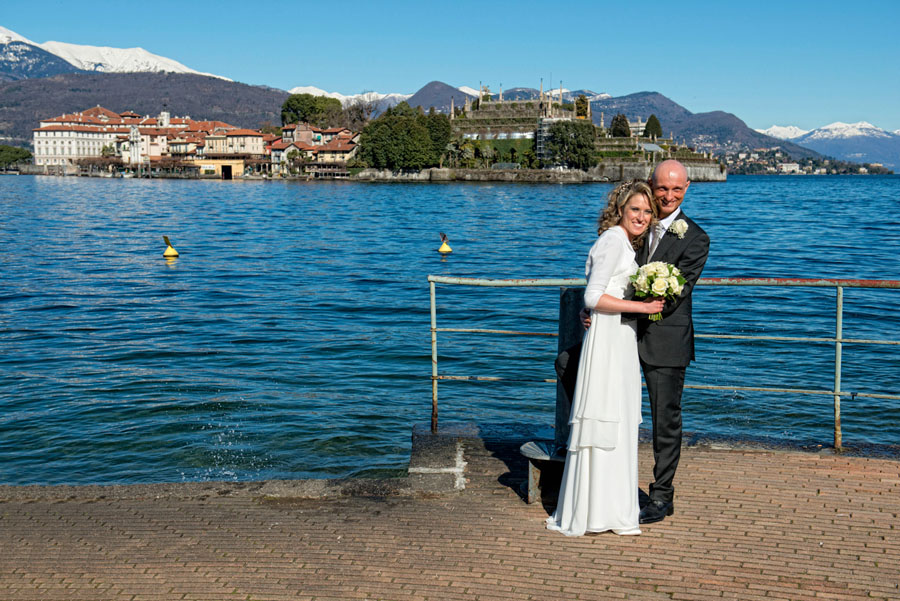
{"left": 13, "top": 162, "right": 728, "bottom": 183}
{"left": 353, "top": 163, "right": 727, "bottom": 183}
{"left": 1, "top": 423, "right": 896, "bottom": 496}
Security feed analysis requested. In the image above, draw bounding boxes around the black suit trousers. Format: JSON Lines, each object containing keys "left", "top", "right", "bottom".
{"left": 641, "top": 361, "right": 685, "bottom": 504}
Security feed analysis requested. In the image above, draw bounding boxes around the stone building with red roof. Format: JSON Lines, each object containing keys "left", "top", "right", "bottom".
{"left": 32, "top": 106, "right": 359, "bottom": 178}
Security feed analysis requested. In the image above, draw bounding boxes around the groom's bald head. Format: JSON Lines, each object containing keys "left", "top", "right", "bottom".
{"left": 650, "top": 160, "right": 690, "bottom": 219}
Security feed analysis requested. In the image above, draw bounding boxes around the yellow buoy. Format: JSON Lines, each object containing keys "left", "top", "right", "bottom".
{"left": 438, "top": 232, "right": 452, "bottom": 254}
{"left": 163, "top": 235, "right": 179, "bottom": 258}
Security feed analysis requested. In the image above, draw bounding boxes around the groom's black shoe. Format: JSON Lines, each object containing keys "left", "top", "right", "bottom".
{"left": 639, "top": 499, "right": 674, "bottom": 524}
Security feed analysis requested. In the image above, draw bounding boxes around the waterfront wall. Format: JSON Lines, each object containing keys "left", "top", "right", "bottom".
{"left": 19, "top": 164, "right": 77, "bottom": 176}
{"left": 18, "top": 161, "right": 727, "bottom": 182}
{"left": 354, "top": 168, "right": 606, "bottom": 183}
{"left": 588, "top": 161, "right": 727, "bottom": 182}
{"left": 355, "top": 162, "right": 726, "bottom": 183}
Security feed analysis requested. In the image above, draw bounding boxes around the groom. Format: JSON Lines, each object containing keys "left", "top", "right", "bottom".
{"left": 559, "top": 159, "right": 709, "bottom": 523}
{"left": 636, "top": 159, "right": 710, "bottom": 524}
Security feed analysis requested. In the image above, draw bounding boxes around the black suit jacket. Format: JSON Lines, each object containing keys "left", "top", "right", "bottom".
{"left": 636, "top": 213, "right": 710, "bottom": 368}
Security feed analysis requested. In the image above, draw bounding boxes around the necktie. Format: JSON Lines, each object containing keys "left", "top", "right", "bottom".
{"left": 649, "top": 223, "right": 665, "bottom": 258}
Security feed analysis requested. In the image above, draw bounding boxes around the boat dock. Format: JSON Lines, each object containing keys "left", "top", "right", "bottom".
{"left": 1, "top": 427, "right": 897, "bottom": 601}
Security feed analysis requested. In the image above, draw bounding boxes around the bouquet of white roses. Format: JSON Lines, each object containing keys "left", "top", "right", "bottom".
{"left": 630, "top": 261, "right": 686, "bottom": 321}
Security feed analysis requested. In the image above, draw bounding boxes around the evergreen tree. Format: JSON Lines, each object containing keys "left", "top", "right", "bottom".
{"left": 546, "top": 121, "right": 598, "bottom": 170}
{"left": 358, "top": 103, "right": 446, "bottom": 171}
{"left": 609, "top": 113, "right": 631, "bottom": 137}
{"left": 384, "top": 102, "right": 417, "bottom": 118}
{"left": 643, "top": 114, "right": 663, "bottom": 138}
{"left": 0, "top": 145, "right": 31, "bottom": 168}
{"left": 419, "top": 111, "right": 451, "bottom": 167}
{"left": 281, "top": 93, "right": 343, "bottom": 127}
{"left": 358, "top": 120, "right": 399, "bottom": 169}
{"left": 522, "top": 146, "right": 537, "bottom": 169}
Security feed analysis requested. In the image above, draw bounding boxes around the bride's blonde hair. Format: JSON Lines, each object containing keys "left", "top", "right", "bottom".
{"left": 597, "top": 180, "right": 657, "bottom": 249}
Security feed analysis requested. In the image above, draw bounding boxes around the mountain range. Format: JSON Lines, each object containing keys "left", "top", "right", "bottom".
{"left": 757, "top": 122, "right": 900, "bottom": 169}
{"left": 1, "top": 24, "right": 895, "bottom": 169}
{"left": 286, "top": 85, "right": 412, "bottom": 115}
{"left": 0, "top": 25, "right": 222, "bottom": 80}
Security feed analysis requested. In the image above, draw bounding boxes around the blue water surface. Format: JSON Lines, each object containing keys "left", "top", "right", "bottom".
{"left": 1, "top": 174, "right": 898, "bottom": 485}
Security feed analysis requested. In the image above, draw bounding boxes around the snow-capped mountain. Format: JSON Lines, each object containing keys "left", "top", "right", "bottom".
{"left": 755, "top": 121, "right": 899, "bottom": 168}
{"left": 1, "top": 26, "right": 85, "bottom": 81}
{"left": 287, "top": 85, "right": 411, "bottom": 108}
{"left": 580, "top": 91, "right": 612, "bottom": 102}
{"left": 453, "top": 85, "right": 611, "bottom": 103}
{"left": 284, "top": 84, "right": 483, "bottom": 108}
{"left": 1, "top": 26, "right": 30, "bottom": 45}
{"left": 40, "top": 40, "right": 226, "bottom": 79}
{"left": 0, "top": 25, "right": 227, "bottom": 80}
{"left": 768, "top": 121, "right": 900, "bottom": 169}
{"left": 756, "top": 125, "right": 809, "bottom": 140}
{"left": 798, "top": 121, "right": 892, "bottom": 141}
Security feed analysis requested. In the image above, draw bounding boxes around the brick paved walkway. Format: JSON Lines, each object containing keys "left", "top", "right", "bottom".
{"left": 1, "top": 438, "right": 898, "bottom": 600}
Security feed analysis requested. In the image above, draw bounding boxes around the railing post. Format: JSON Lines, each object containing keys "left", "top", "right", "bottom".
{"left": 834, "top": 286, "right": 843, "bottom": 450}
{"left": 430, "top": 279, "right": 439, "bottom": 433}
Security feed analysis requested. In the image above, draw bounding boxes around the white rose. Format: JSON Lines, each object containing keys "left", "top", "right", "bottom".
{"left": 651, "top": 277, "right": 669, "bottom": 296}
{"left": 669, "top": 219, "right": 689, "bottom": 239}
{"left": 635, "top": 273, "right": 649, "bottom": 292}
{"left": 654, "top": 263, "right": 670, "bottom": 278}
{"left": 667, "top": 276, "right": 681, "bottom": 293}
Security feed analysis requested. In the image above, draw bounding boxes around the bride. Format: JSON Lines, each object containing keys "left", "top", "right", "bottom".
{"left": 546, "top": 180, "right": 663, "bottom": 537}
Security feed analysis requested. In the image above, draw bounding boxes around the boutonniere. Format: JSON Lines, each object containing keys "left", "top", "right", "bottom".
{"left": 668, "top": 219, "right": 688, "bottom": 239}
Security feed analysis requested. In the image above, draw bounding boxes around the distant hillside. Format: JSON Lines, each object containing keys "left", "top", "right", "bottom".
{"left": 671, "top": 110, "right": 821, "bottom": 159}
{"left": 589, "top": 92, "right": 820, "bottom": 159}
{"left": 405, "top": 81, "right": 475, "bottom": 113}
{"left": 590, "top": 92, "right": 692, "bottom": 130}
{"left": 0, "top": 72, "right": 289, "bottom": 146}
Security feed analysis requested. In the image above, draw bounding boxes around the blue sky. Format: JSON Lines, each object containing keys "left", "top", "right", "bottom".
{"left": 5, "top": 0, "right": 899, "bottom": 131}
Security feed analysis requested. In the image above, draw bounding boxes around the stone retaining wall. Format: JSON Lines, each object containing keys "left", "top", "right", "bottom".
{"left": 355, "top": 162, "right": 726, "bottom": 183}
{"left": 589, "top": 161, "right": 726, "bottom": 182}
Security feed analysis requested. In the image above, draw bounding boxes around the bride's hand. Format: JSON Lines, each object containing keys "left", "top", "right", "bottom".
{"left": 643, "top": 298, "right": 666, "bottom": 314}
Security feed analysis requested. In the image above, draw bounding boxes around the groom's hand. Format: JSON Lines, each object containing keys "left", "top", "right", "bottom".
{"left": 579, "top": 307, "right": 591, "bottom": 329}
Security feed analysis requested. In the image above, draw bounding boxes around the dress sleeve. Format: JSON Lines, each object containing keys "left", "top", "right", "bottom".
{"left": 583, "top": 230, "right": 627, "bottom": 310}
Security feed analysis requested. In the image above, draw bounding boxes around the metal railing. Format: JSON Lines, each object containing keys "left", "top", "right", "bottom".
{"left": 428, "top": 275, "right": 900, "bottom": 449}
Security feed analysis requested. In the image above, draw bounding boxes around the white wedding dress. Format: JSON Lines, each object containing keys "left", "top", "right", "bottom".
{"left": 546, "top": 226, "right": 643, "bottom": 536}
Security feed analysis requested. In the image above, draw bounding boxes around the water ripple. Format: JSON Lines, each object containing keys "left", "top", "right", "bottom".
{"left": 0, "top": 175, "right": 898, "bottom": 484}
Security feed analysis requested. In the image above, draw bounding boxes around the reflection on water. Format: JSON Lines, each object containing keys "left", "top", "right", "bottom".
{"left": 0, "top": 175, "right": 898, "bottom": 485}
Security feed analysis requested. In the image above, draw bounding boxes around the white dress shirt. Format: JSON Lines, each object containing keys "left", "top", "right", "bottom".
{"left": 650, "top": 207, "right": 683, "bottom": 255}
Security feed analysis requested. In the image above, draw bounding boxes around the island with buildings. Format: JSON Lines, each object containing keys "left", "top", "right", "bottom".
{"left": 16, "top": 85, "right": 725, "bottom": 182}
{"left": 27, "top": 105, "right": 358, "bottom": 179}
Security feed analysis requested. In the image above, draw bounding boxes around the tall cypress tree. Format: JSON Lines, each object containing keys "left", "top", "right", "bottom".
{"left": 609, "top": 114, "right": 631, "bottom": 137}
{"left": 643, "top": 114, "right": 663, "bottom": 138}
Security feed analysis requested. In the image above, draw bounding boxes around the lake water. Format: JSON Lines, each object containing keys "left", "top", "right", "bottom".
{"left": 1, "top": 174, "right": 898, "bottom": 485}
